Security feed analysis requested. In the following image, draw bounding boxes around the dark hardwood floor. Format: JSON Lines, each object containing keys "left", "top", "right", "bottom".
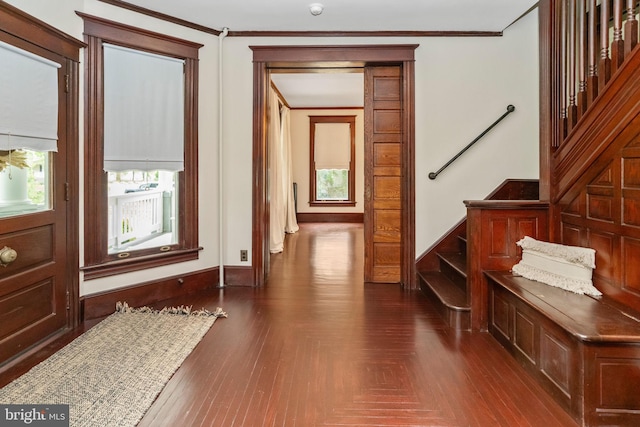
{"left": 1, "top": 223, "right": 578, "bottom": 426}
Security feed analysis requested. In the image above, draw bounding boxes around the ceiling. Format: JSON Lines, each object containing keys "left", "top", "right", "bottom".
{"left": 271, "top": 72, "right": 365, "bottom": 108}
{"left": 121, "top": 0, "right": 538, "bottom": 108}
{"left": 123, "top": 0, "right": 538, "bottom": 33}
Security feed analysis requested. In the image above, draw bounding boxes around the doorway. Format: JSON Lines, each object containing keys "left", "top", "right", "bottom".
{"left": 251, "top": 45, "right": 417, "bottom": 289}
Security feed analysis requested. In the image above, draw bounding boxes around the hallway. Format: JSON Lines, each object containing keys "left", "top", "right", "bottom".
{"left": 1, "top": 223, "right": 578, "bottom": 426}
{"left": 140, "top": 223, "right": 576, "bottom": 426}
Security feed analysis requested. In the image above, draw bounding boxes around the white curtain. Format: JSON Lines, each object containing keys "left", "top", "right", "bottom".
{"left": 0, "top": 40, "right": 61, "bottom": 152}
{"left": 269, "top": 88, "right": 285, "bottom": 253}
{"left": 269, "top": 89, "right": 299, "bottom": 254}
{"left": 281, "top": 106, "right": 299, "bottom": 234}
{"left": 103, "top": 44, "right": 185, "bottom": 172}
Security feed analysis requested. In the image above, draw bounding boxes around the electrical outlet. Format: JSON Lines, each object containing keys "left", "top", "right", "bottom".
{"left": 240, "top": 250, "right": 248, "bottom": 262}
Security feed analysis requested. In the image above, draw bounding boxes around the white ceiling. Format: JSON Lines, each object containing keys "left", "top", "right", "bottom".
{"left": 271, "top": 73, "right": 365, "bottom": 108}
{"left": 123, "top": 0, "right": 538, "bottom": 33}
{"left": 122, "top": 0, "right": 538, "bottom": 108}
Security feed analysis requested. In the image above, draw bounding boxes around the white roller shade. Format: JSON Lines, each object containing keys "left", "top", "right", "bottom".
{"left": 103, "top": 44, "right": 185, "bottom": 172}
{"left": 314, "top": 122, "right": 351, "bottom": 170}
{"left": 0, "top": 40, "right": 61, "bottom": 152}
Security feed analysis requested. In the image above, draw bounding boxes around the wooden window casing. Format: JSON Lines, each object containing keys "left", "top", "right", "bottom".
{"left": 309, "top": 115, "right": 356, "bottom": 207}
{"left": 79, "top": 14, "right": 202, "bottom": 279}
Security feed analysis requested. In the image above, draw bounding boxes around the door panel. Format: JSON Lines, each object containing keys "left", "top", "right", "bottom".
{"left": 0, "top": 54, "right": 70, "bottom": 365}
{"left": 365, "top": 66, "right": 403, "bottom": 283}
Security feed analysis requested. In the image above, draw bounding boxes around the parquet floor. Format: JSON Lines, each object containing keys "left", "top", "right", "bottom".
{"left": 1, "top": 223, "right": 578, "bottom": 426}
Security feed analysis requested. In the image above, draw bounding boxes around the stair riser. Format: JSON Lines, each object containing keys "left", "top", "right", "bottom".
{"left": 439, "top": 261, "right": 467, "bottom": 292}
{"left": 418, "top": 279, "right": 471, "bottom": 330}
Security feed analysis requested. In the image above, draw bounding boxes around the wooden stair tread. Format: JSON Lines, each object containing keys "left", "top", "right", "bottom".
{"left": 418, "top": 271, "right": 469, "bottom": 311}
{"left": 436, "top": 252, "right": 468, "bottom": 278}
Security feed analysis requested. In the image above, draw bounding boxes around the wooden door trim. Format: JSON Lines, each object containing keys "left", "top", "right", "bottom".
{"left": 251, "top": 44, "right": 417, "bottom": 288}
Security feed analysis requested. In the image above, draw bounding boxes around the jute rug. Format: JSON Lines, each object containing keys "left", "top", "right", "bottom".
{"left": 0, "top": 302, "right": 226, "bottom": 427}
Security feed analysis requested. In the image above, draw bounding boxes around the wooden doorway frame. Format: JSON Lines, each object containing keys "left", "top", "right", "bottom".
{"left": 250, "top": 45, "right": 417, "bottom": 289}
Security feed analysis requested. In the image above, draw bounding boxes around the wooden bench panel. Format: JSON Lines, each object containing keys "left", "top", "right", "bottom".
{"left": 486, "top": 270, "right": 640, "bottom": 426}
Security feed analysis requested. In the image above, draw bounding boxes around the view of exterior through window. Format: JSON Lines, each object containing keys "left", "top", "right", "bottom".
{"left": 107, "top": 170, "right": 178, "bottom": 254}
{"left": 316, "top": 168, "right": 348, "bottom": 201}
{"left": 0, "top": 149, "right": 50, "bottom": 218}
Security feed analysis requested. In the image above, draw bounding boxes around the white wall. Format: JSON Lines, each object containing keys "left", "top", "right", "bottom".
{"left": 223, "top": 9, "right": 539, "bottom": 264}
{"left": 416, "top": 11, "right": 540, "bottom": 254}
{"left": 6, "top": 1, "right": 539, "bottom": 293}
{"left": 289, "top": 109, "right": 364, "bottom": 214}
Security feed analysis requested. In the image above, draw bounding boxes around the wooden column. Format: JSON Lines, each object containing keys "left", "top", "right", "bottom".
{"left": 567, "top": 0, "right": 578, "bottom": 129}
{"left": 577, "top": 0, "right": 588, "bottom": 117}
{"left": 587, "top": 0, "right": 599, "bottom": 106}
{"left": 599, "top": 0, "right": 611, "bottom": 91}
{"left": 611, "top": 0, "right": 625, "bottom": 73}
{"left": 624, "top": 0, "right": 638, "bottom": 55}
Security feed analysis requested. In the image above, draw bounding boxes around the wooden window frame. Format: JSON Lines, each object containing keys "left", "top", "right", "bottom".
{"left": 309, "top": 115, "right": 356, "bottom": 207}
{"left": 79, "top": 13, "right": 202, "bottom": 279}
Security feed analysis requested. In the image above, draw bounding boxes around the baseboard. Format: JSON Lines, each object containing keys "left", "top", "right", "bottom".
{"left": 82, "top": 268, "right": 219, "bottom": 320}
{"left": 296, "top": 212, "right": 363, "bottom": 223}
{"left": 222, "top": 266, "right": 253, "bottom": 286}
{"left": 81, "top": 265, "right": 256, "bottom": 320}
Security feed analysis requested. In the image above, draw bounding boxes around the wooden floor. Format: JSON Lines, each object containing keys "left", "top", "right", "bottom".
{"left": 1, "top": 223, "right": 578, "bottom": 426}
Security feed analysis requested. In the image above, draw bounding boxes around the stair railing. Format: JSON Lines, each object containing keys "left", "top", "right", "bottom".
{"left": 428, "top": 104, "right": 515, "bottom": 180}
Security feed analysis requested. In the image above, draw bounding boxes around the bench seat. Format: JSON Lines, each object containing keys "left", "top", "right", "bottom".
{"left": 485, "top": 270, "right": 640, "bottom": 427}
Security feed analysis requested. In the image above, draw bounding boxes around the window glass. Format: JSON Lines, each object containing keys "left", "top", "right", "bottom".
{"left": 316, "top": 168, "right": 348, "bottom": 201}
{"left": 0, "top": 149, "right": 50, "bottom": 217}
{"left": 107, "top": 170, "right": 178, "bottom": 253}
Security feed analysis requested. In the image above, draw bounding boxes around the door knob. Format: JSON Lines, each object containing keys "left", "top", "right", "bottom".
{"left": 0, "top": 246, "right": 17, "bottom": 266}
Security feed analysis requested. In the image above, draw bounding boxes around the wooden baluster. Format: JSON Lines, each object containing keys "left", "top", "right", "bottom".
{"left": 561, "top": 0, "right": 569, "bottom": 138}
{"left": 599, "top": 0, "right": 612, "bottom": 91}
{"left": 611, "top": 0, "right": 625, "bottom": 72}
{"left": 587, "top": 0, "right": 599, "bottom": 104}
{"left": 624, "top": 0, "right": 638, "bottom": 54}
{"left": 568, "top": 0, "right": 578, "bottom": 129}
{"left": 578, "top": 0, "right": 588, "bottom": 117}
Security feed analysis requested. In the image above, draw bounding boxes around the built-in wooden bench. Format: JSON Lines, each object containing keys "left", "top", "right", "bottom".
{"left": 485, "top": 270, "right": 640, "bottom": 427}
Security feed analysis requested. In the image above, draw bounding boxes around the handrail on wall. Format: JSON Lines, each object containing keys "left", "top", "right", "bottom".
{"left": 428, "top": 104, "right": 515, "bottom": 180}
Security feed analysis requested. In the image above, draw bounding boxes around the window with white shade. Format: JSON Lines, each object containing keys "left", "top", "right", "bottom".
{"left": 0, "top": 40, "right": 60, "bottom": 152}
{"left": 81, "top": 16, "right": 201, "bottom": 278}
{"left": 309, "top": 116, "right": 356, "bottom": 206}
{"left": 102, "top": 45, "right": 184, "bottom": 254}
{"left": 0, "top": 40, "right": 60, "bottom": 217}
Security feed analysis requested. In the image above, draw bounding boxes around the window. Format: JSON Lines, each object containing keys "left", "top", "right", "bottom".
{"left": 80, "top": 14, "right": 202, "bottom": 279}
{"left": 309, "top": 116, "right": 356, "bottom": 206}
{"left": 0, "top": 41, "right": 59, "bottom": 218}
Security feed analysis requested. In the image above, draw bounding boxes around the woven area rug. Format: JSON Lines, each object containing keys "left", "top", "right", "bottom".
{"left": 0, "top": 302, "right": 226, "bottom": 427}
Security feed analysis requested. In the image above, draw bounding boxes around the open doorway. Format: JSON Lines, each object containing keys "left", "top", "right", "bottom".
{"left": 269, "top": 69, "right": 365, "bottom": 244}
{"left": 250, "top": 45, "right": 417, "bottom": 289}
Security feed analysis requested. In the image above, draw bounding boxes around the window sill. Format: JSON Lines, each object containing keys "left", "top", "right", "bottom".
{"left": 81, "top": 247, "right": 202, "bottom": 280}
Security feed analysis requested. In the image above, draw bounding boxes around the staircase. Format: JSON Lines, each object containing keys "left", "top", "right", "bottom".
{"left": 416, "top": 179, "right": 539, "bottom": 330}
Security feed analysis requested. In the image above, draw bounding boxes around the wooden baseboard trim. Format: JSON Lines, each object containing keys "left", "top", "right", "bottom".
{"left": 82, "top": 268, "right": 219, "bottom": 320}
{"left": 223, "top": 266, "right": 253, "bottom": 286}
{"left": 82, "top": 265, "right": 257, "bottom": 320}
{"left": 296, "top": 212, "right": 364, "bottom": 223}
